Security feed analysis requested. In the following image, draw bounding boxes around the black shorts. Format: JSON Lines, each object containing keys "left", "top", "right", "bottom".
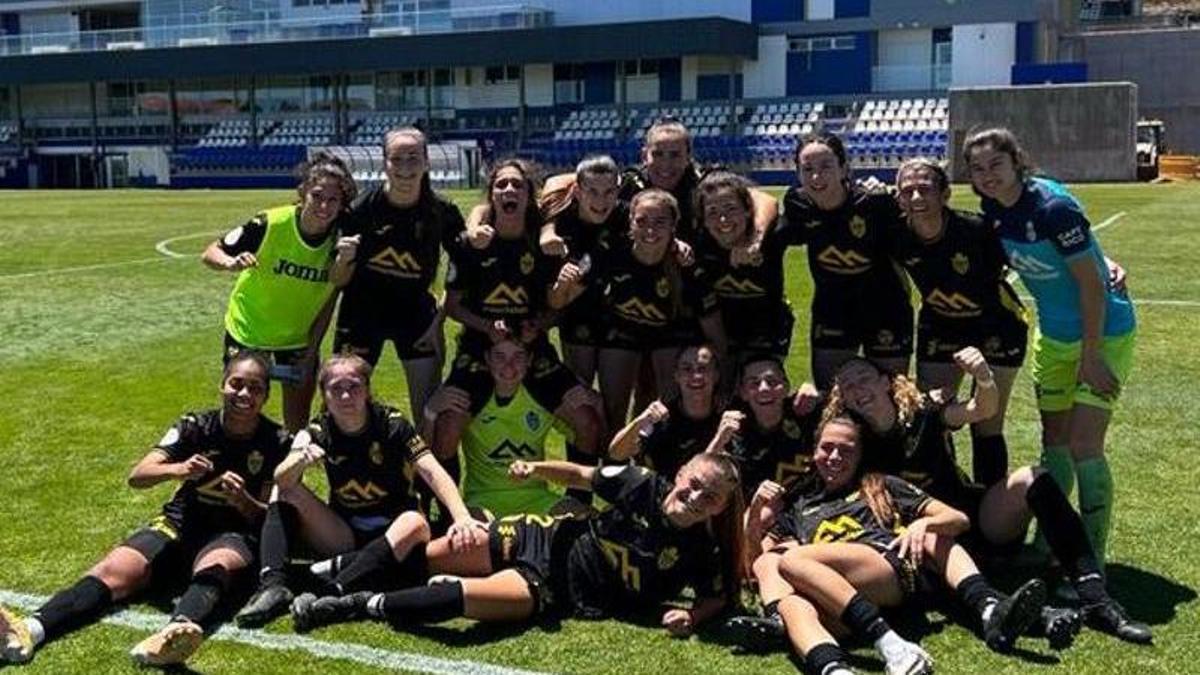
{"left": 727, "top": 303, "right": 795, "bottom": 359}
{"left": 917, "top": 313, "right": 1029, "bottom": 369}
{"left": 810, "top": 293, "right": 913, "bottom": 360}
{"left": 598, "top": 318, "right": 707, "bottom": 352}
{"left": 334, "top": 293, "right": 439, "bottom": 363}
{"left": 223, "top": 333, "right": 312, "bottom": 386}
{"left": 124, "top": 516, "right": 256, "bottom": 585}
{"left": 559, "top": 317, "right": 602, "bottom": 349}
{"left": 446, "top": 333, "right": 581, "bottom": 415}
{"left": 488, "top": 515, "right": 562, "bottom": 615}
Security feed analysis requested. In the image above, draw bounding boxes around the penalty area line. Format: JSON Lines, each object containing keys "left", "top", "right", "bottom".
{"left": 0, "top": 589, "right": 549, "bottom": 675}
{"left": 155, "top": 231, "right": 220, "bottom": 259}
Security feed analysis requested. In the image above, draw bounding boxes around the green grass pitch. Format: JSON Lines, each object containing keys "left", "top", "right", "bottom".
{"left": 0, "top": 183, "right": 1197, "bottom": 674}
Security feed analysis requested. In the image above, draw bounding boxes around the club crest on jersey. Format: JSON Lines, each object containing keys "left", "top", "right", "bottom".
{"left": 657, "top": 546, "right": 679, "bottom": 571}
{"left": 368, "top": 247, "right": 422, "bottom": 275}
{"left": 849, "top": 216, "right": 867, "bottom": 239}
{"left": 656, "top": 277, "right": 670, "bottom": 298}
{"left": 783, "top": 418, "right": 802, "bottom": 439}
{"left": 1025, "top": 220, "right": 1037, "bottom": 242}
{"left": 520, "top": 252, "right": 535, "bottom": 275}
{"left": 951, "top": 253, "right": 969, "bottom": 275}
{"left": 525, "top": 411, "right": 541, "bottom": 431}
{"left": 247, "top": 450, "right": 264, "bottom": 475}
{"left": 369, "top": 442, "right": 384, "bottom": 465}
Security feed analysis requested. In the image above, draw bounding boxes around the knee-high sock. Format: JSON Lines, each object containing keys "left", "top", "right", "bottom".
{"left": 955, "top": 573, "right": 1001, "bottom": 627}
{"left": 174, "top": 566, "right": 231, "bottom": 625}
{"left": 366, "top": 580, "right": 465, "bottom": 625}
{"left": 1076, "top": 457, "right": 1114, "bottom": 566}
{"left": 805, "top": 642, "right": 851, "bottom": 675}
{"left": 331, "top": 538, "right": 430, "bottom": 595}
{"left": 258, "top": 501, "right": 299, "bottom": 588}
{"left": 971, "top": 432, "right": 1008, "bottom": 488}
{"left": 1034, "top": 445, "right": 1075, "bottom": 553}
{"left": 1026, "top": 471, "right": 1108, "bottom": 604}
{"left": 31, "top": 576, "right": 114, "bottom": 643}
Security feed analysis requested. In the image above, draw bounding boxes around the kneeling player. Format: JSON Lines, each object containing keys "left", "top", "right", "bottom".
{"left": 0, "top": 353, "right": 290, "bottom": 667}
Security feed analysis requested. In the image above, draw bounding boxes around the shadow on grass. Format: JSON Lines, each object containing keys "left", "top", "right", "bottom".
{"left": 402, "top": 614, "right": 564, "bottom": 647}
{"left": 1104, "top": 563, "right": 1196, "bottom": 625}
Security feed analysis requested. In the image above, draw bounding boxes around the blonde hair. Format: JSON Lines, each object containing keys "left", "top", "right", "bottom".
{"left": 823, "top": 358, "right": 924, "bottom": 429}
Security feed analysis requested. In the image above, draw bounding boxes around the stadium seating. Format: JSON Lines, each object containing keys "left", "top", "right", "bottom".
{"left": 846, "top": 97, "right": 949, "bottom": 167}
{"left": 196, "top": 119, "right": 276, "bottom": 148}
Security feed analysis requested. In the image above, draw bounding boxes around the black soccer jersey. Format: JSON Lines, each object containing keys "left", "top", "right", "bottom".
{"left": 306, "top": 402, "right": 431, "bottom": 524}
{"left": 638, "top": 398, "right": 721, "bottom": 480}
{"left": 862, "top": 397, "right": 975, "bottom": 508}
{"left": 156, "top": 409, "right": 291, "bottom": 534}
{"left": 593, "top": 236, "right": 719, "bottom": 338}
{"left": 445, "top": 231, "right": 553, "bottom": 333}
{"left": 567, "top": 465, "right": 724, "bottom": 607}
{"left": 340, "top": 185, "right": 465, "bottom": 307}
{"left": 778, "top": 186, "right": 909, "bottom": 301}
{"left": 551, "top": 201, "right": 626, "bottom": 338}
{"left": 725, "top": 401, "right": 820, "bottom": 500}
{"left": 889, "top": 209, "right": 1025, "bottom": 324}
{"left": 619, "top": 164, "right": 709, "bottom": 241}
{"left": 696, "top": 225, "right": 791, "bottom": 339}
{"left": 773, "top": 475, "right": 931, "bottom": 552}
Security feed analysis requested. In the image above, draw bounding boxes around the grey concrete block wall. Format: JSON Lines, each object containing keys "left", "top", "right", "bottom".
{"left": 948, "top": 82, "right": 1137, "bottom": 182}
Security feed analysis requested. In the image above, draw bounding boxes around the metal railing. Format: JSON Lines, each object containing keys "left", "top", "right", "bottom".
{"left": 0, "top": 3, "right": 552, "bottom": 57}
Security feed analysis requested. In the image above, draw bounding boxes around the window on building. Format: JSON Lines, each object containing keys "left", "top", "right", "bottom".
{"left": 788, "top": 35, "right": 856, "bottom": 52}
{"left": 622, "top": 59, "right": 660, "bottom": 77}
{"left": 484, "top": 65, "right": 521, "bottom": 85}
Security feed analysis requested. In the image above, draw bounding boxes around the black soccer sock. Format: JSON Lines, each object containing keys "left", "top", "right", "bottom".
{"left": 258, "top": 501, "right": 300, "bottom": 588}
{"left": 564, "top": 441, "right": 595, "bottom": 505}
{"left": 1026, "top": 471, "right": 1107, "bottom": 603}
{"left": 955, "top": 573, "right": 1001, "bottom": 623}
{"left": 331, "top": 535, "right": 402, "bottom": 594}
{"left": 32, "top": 575, "right": 114, "bottom": 642}
{"left": 174, "top": 565, "right": 232, "bottom": 625}
{"left": 840, "top": 593, "right": 890, "bottom": 642}
{"left": 370, "top": 580, "right": 465, "bottom": 625}
{"left": 971, "top": 432, "right": 1009, "bottom": 487}
{"left": 804, "top": 642, "right": 851, "bottom": 675}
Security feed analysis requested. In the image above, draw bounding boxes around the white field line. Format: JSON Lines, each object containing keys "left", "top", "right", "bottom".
{"left": 155, "top": 231, "right": 219, "bottom": 259}
{"left": 0, "top": 589, "right": 550, "bottom": 675}
{"left": 1092, "top": 210, "right": 1127, "bottom": 233}
{"left": 0, "top": 231, "right": 213, "bottom": 281}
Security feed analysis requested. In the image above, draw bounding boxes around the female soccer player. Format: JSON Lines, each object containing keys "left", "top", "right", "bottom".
{"left": 694, "top": 171, "right": 796, "bottom": 365}
{"left": 779, "top": 133, "right": 912, "bottom": 389}
{"left": 963, "top": 127, "right": 1137, "bottom": 570}
{"left": 609, "top": 344, "right": 723, "bottom": 480}
{"left": 423, "top": 338, "right": 575, "bottom": 517}
{"left": 538, "top": 155, "right": 626, "bottom": 385}
{"left": 0, "top": 353, "right": 290, "bottom": 667}
{"left": 828, "top": 354, "right": 1150, "bottom": 643}
{"left": 333, "top": 127, "right": 465, "bottom": 420}
{"left": 202, "top": 152, "right": 358, "bottom": 432}
{"left": 889, "top": 158, "right": 1029, "bottom": 486}
{"left": 234, "top": 353, "right": 485, "bottom": 628}
{"left": 288, "top": 452, "right": 744, "bottom": 637}
{"left": 753, "top": 414, "right": 1048, "bottom": 674}
{"left": 551, "top": 190, "right": 727, "bottom": 429}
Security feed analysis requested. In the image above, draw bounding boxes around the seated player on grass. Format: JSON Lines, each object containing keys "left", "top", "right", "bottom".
{"left": 234, "top": 353, "right": 485, "bottom": 628}
{"left": 287, "top": 454, "right": 744, "bottom": 638}
{"left": 0, "top": 352, "right": 290, "bottom": 667}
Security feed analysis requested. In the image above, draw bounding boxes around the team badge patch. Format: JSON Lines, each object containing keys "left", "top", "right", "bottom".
{"left": 657, "top": 546, "right": 679, "bottom": 570}
{"left": 951, "top": 253, "right": 970, "bottom": 275}
{"left": 520, "top": 252, "right": 535, "bottom": 275}
{"left": 247, "top": 450, "right": 264, "bottom": 475}
{"left": 158, "top": 427, "right": 180, "bottom": 448}
{"left": 656, "top": 277, "right": 670, "bottom": 298}
{"left": 525, "top": 411, "right": 541, "bottom": 431}
{"left": 849, "top": 216, "right": 866, "bottom": 239}
{"left": 369, "top": 442, "right": 384, "bottom": 465}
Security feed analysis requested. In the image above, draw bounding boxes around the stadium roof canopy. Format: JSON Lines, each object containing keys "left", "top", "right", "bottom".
{"left": 0, "top": 17, "right": 757, "bottom": 85}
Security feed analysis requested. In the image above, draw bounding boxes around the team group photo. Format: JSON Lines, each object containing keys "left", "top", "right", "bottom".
{"left": 0, "top": 1, "right": 1197, "bottom": 674}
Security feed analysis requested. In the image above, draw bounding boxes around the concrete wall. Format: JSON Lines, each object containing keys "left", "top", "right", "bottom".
{"left": 743, "top": 35, "right": 788, "bottom": 99}
{"left": 948, "top": 82, "right": 1137, "bottom": 182}
{"left": 1075, "top": 28, "right": 1200, "bottom": 153}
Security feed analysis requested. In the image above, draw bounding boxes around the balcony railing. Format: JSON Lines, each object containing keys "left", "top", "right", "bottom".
{"left": 871, "top": 64, "right": 952, "bottom": 93}
{"left": 0, "top": 4, "right": 552, "bottom": 57}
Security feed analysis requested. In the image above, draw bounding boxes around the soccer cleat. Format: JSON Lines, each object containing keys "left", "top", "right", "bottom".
{"left": 291, "top": 592, "right": 371, "bottom": 633}
{"left": 880, "top": 639, "right": 934, "bottom": 675}
{"left": 129, "top": 620, "right": 204, "bottom": 667}
{"left": 1083, "top": 600, "right": 1153, "bottom": 645}
{"left": 983, "top": 578, "right": 1046, "bottom": 653}
{"left": 1037, "top": 606, "right": 1081, "bottom": 651}
{"left": 723, "top": 614, "right": 787, "bottom": 653}
{"left": 0, "top": 606, "right": 34, "bottom": 664}
{"left": 235, "top": 584, "right": 294, "bottom": 628}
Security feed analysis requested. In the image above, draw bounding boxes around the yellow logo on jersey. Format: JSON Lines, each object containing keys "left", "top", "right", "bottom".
{"left": 775, "top": 455, "right": 813, "bottom": 487}
{"left": 813, "top": 515, "right": 865, "bottom": 543}
{"left": 483, "top": 283, "right": 530, "bottom": 308}
{"left": 815, "top": 246, "right": 871, "bottom": 274}
{"left": 520, "top": 252, "right": 535, "bottom": 275}
{"left": 369, "top": 442, "right": 384, "bottom": 465}
{"left": 714, "top": 274, "right": 765, "bottom": 298}
{"left": 599, "top": 539, "right": 642, "bottom": 591}
{"left": 368, "top": 247, "right": 423, "bottom": 276}
{"left": 247, "top": 450, "right": 264, "bottom": 476}
{"left": 655, "top": 277, "right": 670, "bottom": 298}
{"left": 657, "top": 546, "right": 679, "bottom": 571}
{"left": 951, "top": 252, "right": 970, "bottom": 275}
{"left": 335, "top": 480, "right": 389, "bottom": 506}
{"left": 407, "top": 434, "right": 429, "bottom": 456}
{"left": 849, "top": 216, "right": 867, "bottom": 239}
{"left": 195, "top": 476, "right": 231, "bottom": 507}
{"left": 926, "top": 288, "right": 981, "bottom": 318}
{"left": 615, "top": 298, "right": 668, "bottom": 324}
